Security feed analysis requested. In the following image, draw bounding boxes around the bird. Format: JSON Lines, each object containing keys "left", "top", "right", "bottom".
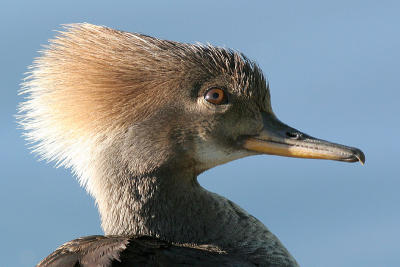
{"left": 18, "top": 23, "right": 365, "bottom": 267}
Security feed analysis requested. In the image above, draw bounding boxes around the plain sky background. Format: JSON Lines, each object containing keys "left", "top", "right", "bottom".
{"left": 1, "top": 1, "right": 399, "bottom": 266}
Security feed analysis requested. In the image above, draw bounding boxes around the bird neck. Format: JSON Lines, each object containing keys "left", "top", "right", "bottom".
{"left": 87, "top": 153, "right": 268, "bottom": 252}
{"left": 94, "top": 166, "right": 221, "bottom": 243}
{"left": 82, "top": 135, "right": 298, "bottom": 265}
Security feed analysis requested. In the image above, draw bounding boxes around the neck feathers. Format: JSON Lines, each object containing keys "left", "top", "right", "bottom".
{"left": 87, "top": 146, "right": 296, "bottom": 265}
{"left": 86, "top": 130, "right": 280, "bottom": 254}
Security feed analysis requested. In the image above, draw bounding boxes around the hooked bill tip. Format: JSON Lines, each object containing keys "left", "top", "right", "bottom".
{"left": 353, "top": 148, "right": 366, "bottom": 165}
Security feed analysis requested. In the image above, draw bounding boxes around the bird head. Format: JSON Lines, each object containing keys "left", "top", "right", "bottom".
{"left": 19, "top": 23, "right": 364, "bottom": 187}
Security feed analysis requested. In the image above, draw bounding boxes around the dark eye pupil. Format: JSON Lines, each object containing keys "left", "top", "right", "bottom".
{"left": 212, "top": 92, "right": 219, "bottom": 99}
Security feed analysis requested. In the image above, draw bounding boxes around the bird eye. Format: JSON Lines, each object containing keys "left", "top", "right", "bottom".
{"left": 204, "top": 88, "right": 227, "bottom": 105}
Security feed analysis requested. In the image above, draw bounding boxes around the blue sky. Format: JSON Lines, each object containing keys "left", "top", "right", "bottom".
{"left": 1, "top": 1, "right": 399, "bottom": 266}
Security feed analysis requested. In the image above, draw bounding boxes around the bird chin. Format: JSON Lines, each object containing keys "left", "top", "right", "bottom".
{"left": 193, "top": 141, "right": 253, "bottom": 173}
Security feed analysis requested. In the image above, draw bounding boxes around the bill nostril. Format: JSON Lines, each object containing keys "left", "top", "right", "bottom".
{"left": 286, "top": 132, "right": 302, "bottom": 139}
